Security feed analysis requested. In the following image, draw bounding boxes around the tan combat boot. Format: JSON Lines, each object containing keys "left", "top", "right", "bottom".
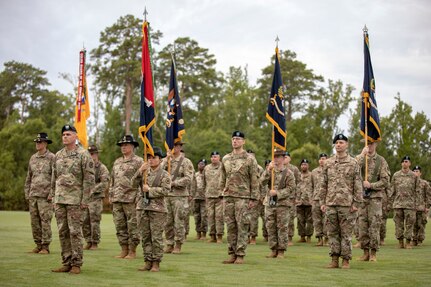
{"left": 298, "top": 236, "right": 306, "bottom": 243}
{"left": 358, "top": 249, "right": 370, "bottom": 261}
{"left": 323, "top": 237, "right": 329, "bottom": 246}
{"left": 315, "top": 237, "right": 323, "bottom": 246}
{"left": 234, "top": 256, "right": 244, "bottom": 264}
{"left": 412, "top": 240, "right": 418, "bottom": 246}
{"left": 31, "top": 245, "right": 42, "bottom": 253}
{"left": 164, "top": 245, "right": 174, "bottom": 254}
{"left": 150, "top": 261, "right": 160, "bottom": 272}
{"left": 52, "top": 265, "right": 71, "bottom": 273}
{"left": 207, "top": 234, "right": 216, "bottom": 243}
{"left": 265, "top": 250, "right": 277, "bottom": 258}
{"left": 200, "top": 233, "right": 207, "bottom": 241}
{"left": 341, "top": 258, "right": 350, "bottom": 269}
{"left": 222, "top": 255, "right": 236, "bottom": 264}
{"left": 69, "top": 266, "right": 81, "bottom": 274}
{"left": 380, "top": 239, "right": 385, "bottom": 246}
{"left": 398, "top": 239, "right": 404, "bottom": 249}
{"left": 196, "top": 232, "right": 201, "bottom": 240}
{"left": 417, "top": 240, "right": 423, "bottom": 246}
{"left": 249, "top": 236, "right": 257, "bottom": 245}
{"left": 369, "top": 249, "right": 377, "bottom": 262}
{"left": 125, "top": 245, "right": 137, "bottom": 259}
{"left": 115, "top": 245, "right": 129, "bottom": 258}
{"left": 288, "top": 237, "right": 294, "bottom": 246}
{"left": 216, "top": 235, "right": 223, "bottom": 244}
{"left": 90, "top": 243, "right": 98, "bottom": 250}
{"left": 405, "top": 240, "right": 413, "bottom": 249}
{"left": 38, "top": 245, "right": 50, "bottom": 254}
{"left": 276, "top": 250, "right": 285, "bottom": 259}
{"left": 353, "top": 242, "right": 361, "bottom": 248}
{"left": 84, "top": 242, "right": 92, "bottom": 250}
{"left": 172, "top": 242, "right": 182, "bottom": 254}
{"left": 326, "top": 256, "right": 339, "bottom": 268}
{"left": 306, "top": 236, "right": 311, "bottom": 243}
{"left": 138, "top": 261, "right": 152, "bottom": 271}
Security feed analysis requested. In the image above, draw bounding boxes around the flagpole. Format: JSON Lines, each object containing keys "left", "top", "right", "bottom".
{"left": 271, "top": 130, "right": 275, "bottom": 191}
{"left": 363, "top": 25, "right": 369, "bottom": 181}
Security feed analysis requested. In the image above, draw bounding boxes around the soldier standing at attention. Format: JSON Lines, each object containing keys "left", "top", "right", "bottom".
{"left": 164, "top": 141, "right": 194, "bottom": 254}
{"left": 192, "top": 159, "right": 208, "bottom": 240}
{"left": 133, "top": 147, "right": 171, "bottom": 272}
{"left": 220, "top": 131, "right": 259, "bottom": 264}
{"left": 390, "top": 156, "right": 420, "bottom": 249}
{"left": 356, "top": 140, "right": 390, "bottom": 262}
{"left": 204, "top": 151, "right": 224, "bottom": 243}
{"left": 82, "top": 144, "right": 110, "bottom": 250}
{"left": 284, "top": 151, "right": 300, "bottom": 246}
{"left": 412, "top": 166, "right": 430, "bottom": 246}
{"left": 311, "top": 153, "right": 328, "bottom": 246}
{"left": 320, "top": 134, "right": 363, "bottom": 269}
{"left": 25, "top": 133, "right": 55, "bottom": 254}
{"left": 296, "top": 159, "right": 314, "bottom": 243}
{"left": 110, "top": 135, "right": 143, "bottom": 259}
{"left": 261, "top": 149, "right": 296, "bottom": 258}
{"left": 51, "top": 125, "right": 95, "bottom": 274}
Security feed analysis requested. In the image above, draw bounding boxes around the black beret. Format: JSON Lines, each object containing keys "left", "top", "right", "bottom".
{"left": 401, "top": 155, "right": 411, "bottom": 163}
{"left": 319, "top": 153, "right": 328, "bottom": 158}
{"left": 198, "top": 159, "right": 207, "bottom": 165}
{"left": 333, "top": 133, "right": 348, "bottom": 144}
{"left": 412, "top": 165, "right": 421, "bottom": 171}
{"left": 62, "top": 125, "right": 77, "bottom": 134}
{"left": 301, "top": 159, "right": 309, "bottom": 164}
{"left": 210, "top": 151, "right": 220, "bottom": 156}
{"left": 232, "top": 131, "right": 245, "bottom": 138}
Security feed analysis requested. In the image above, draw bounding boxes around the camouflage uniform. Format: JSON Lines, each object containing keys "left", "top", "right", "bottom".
{"left": 287, "top": 163, "right": 300, "bottom": 241}
{"left": 380, "top": 186, "right": 391, "bottom": 243}
{"left": 51, "top": 146, "right": 95, "bottom": 268}
{"left": 82, "top": 161, "right": 109, "bottom": 246}
{"left": 133, "top": 165, "right": 171, "bottom": 263}
{"left": 356, "top": 153, "right": 390, "bottom": 252}
{"left": 204, "top": 162, "right": 224, "bottom": 237}
{"left": 25, "top": 150, "right": 55, "bottom": 251}
{"left": 261, "top": 167, "right": 296, "bottom": 253}
{"left": 220, "top": 151, "right": 259, "bottom": 258}
{"left": 184, "top": 169, "right": 194, "bottom": 238}
{"left": 192, "top": 170, "right": 207, "bottom": 235}
{"left": 110, "top": 154, "right": 143, "bottom": 249}
{"left": 249, "top": 165, "right": 267, "bottom": 240}
{"left": 311, "top": 166, "right": 327, "bottom": 241}
{"left": 413, "top": 178, "right": 431, "bottom": 244}
{"left": 390, "top": 170, "right": 420, "bottom": 243}
{"left": 164, "top": 155, "right": 194, "bottom": 247}
{"left": 320, "top": 154, "right": 363, "bottom": 261}
{"left": 296, "top": 171, "right": 314, "bottom": 239}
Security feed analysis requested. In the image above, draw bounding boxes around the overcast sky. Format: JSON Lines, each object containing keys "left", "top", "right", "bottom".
{"left": 1, "top": 0, "right": 430, "bottom": 132}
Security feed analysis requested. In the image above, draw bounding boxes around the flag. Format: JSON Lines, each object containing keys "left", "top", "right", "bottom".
{"left": 74, "top": 49, "right": 90, "bottom": 148}
{"left": 138, "top": 20, "right": 155, "bottom": 156}
{"left": 360, "top": 29, "right": 382, "bottom": 142}
{"left": 164, "top": 59, "right": 185, "bottom": 151}
{"left": 266, "top": 47, "right": 286, "bottom": 150}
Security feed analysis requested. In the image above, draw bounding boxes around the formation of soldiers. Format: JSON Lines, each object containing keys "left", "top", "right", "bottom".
{"left": 24, "top": 126, "right": 431, "bottom": 274}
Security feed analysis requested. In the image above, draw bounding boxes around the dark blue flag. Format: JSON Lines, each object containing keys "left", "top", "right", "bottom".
{"left": 266, "top": 47, "right": 286, "bottom": 151}
{"left": 360, "top": 29, "right": 382, "bottom": 142}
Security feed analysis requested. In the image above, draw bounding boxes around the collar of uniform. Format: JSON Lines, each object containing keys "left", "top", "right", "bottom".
{"left": 36, "top": 150, "right": 49, "bottom": 158}
{"left": 150, "top": 164, "right": 162, "bottom": 173}
{"left": 172, "top": 155, "right": 183, "bottom": 162}
{"left": 122, "top": 154, "right": 135, "bottom": 162}
{"left": 274, "top": 166, "right": 286, "bottom": 172}
{"left": 335, "top": 154, "right": 349, "bottom": 163}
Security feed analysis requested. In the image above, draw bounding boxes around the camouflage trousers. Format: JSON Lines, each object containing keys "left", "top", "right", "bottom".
{"left": 296, "top": 205, "right": 313, "bottom": 237}
{"left": 249, "top": 200, "right": 267, "bottom": 238}
{"left": 165, "top": 197, "right": 189, "bottom": 245}
{"left": 54, "top": 204, "right": 84, "bottom": 267}
{"left": 326, "top": 206, "right": 357, "bottom": 260}
{"left": 185, "top": 199, "right": 192, "bottom": 236}
{"left": 380, "top": 201, "right": 389, "bottom": 241}
{"left": 139, "top": 210, "right": 166, "bottom": 262}
{"left": 413, "top": 211, "right": 428, "bottom": 242}
{"left": 393, "top": 208, "right": 416, "bottom": 241}
{"left": 82, "top": 198, "right": 103, "bottom": 244}
{"left": 358, "top": 198, "right": 382, "bottom": 250}
{"left": 312, "top": 200, "right": 327, "bottom": 238}
{"left": 206, "top": 197, "right": 224, "bottom": 236}
{"left": 193, "top": 199, "right": 208, "bottom": 233}
{"left": 288, "top": 207, "right": 296, "bottom": 238}
{"left": 112, "top": 202, "right": 140, "bottom": 248}
{"left": 265, "top": 205, "right": 289, "bottom": 251}
{"left": 224, "top": 197, "right": 251, "bottom": 257}
{"left": 29, "top": 197, "right": 53, "bottom": 247}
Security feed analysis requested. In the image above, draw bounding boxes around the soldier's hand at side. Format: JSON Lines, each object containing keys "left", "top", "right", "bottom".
{"left": 47, "top": 196, "right": 52, "bottom": 203}
{"left": 350, "top": 205, "right": 358, "bottom": 212}
{"left": 363, "top": 181, "right": 371, "bottom": 189}
{"left": 142, "top": 184, "right": 150, "bottom": 192}
{"left": 248, "top": 199, "right": 257, "bottom": 209}
{"left": 269, "top": 189, "right": 277, "bottom": 196}
{"left": 321, "top": 205, "right": 326, "bottom": 213}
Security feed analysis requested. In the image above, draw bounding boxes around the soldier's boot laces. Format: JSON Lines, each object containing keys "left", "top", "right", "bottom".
{"left": 52, "top": 265, "right": 71, "bottom": 273}
{"left": 84, "top": 242, "right": 92, "bottom": 250}
{"left": 216, "top": 235, "right": 223, "bottom": 244}
{"left": 369, "top": 249, "right": 377, "bottom": 262}
{"left": 172, "top": 242, "right": 182, "bottom": 254}
{"left": 138, "top": 261, "right": 152, "bottom": 271}
{"left": 124, "top": 245, "right": 137, "bottom": 259}
{"left": 405, "top": 240, "right": 413, "bottom": 249}
{"left": 222, "top": 255, "right": 236, "bottom": 264}
{"left": 164, "top": 245, "right": 174, "bottom": 254}
{"left": 326, "top": 256, "right": 339, "bottom": 268}
{"left": 234, "top": 256, "right": 244, "bottom": 264}
{"left": 276, "top": 250, "right": 285, "bottom": 259}
{"left": 398, "top": 239, "right": 404, "bottom": 249}
{"left": 341, "top": 259, "right": 350, "bottom": 269}
{"left": 266, "top": 250, "right": 278, "bottom": 258}
{"left": 115, "top": 245, "right": 129, "bottom": 258}
{"left": 90, "top": 243, "right": 98, "bottom": 250}
{"left": 69, "top": 266, "right": 81, "bottom": 274}
{"left": 358, "top": 249, "right": 370, "bottom": 261}
{"left": 150, "top": 261, "right": 160, "bottom": 272}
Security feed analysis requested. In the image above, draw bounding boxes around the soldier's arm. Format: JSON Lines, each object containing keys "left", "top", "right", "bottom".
{"left": 93, "top": 165, "right": 110, "bottom": 195}
{"left": 81, "top": 153, "right": 95, "bottom": 205}
{"left": 425, "top": 181, "right": 431, "bottom": 209}
{"left": 249, "top": 158, "right": 259, "bottom": 200}
{"left": 24, "top": 161, "right": 32, "bottom": 200}
{"left": 414, "top": 176, "right": 421, "bottom": 208}
{"left": 277, "top": 171, "right": 295, "bottom": 200}
{"left": 387, "top": 174, "right": 396, "bottom": 208}
{"left": 370, "top": 159, "right": 390, "bottom": 191}
{"left": 131, "top": 168, "right": 143, "bottom": 189}
{"left": 173, "top": 160, "right": 193, "bottom": 188}
{"left": 218, "top": 161, "right": 226, "bottom": 193}
{"left": 260, "top": 169, "right": 271, "bottom": 187}
{"left": 149, "top": 171, "right": 171, "bottom": 198}
{"left": 49, "top": 155, "right": 57, "bottom": 200}
{"left": 355, "top": 154, "right": 365, "bottom": 166}
{"left": 352, "top": 162, "right": 364, "bottom": 209}
{"left": 319, "top": 164, "right": 328, "bottom": 207}
{"left": 190, "top": 174, "right": 197, "bottom": 198}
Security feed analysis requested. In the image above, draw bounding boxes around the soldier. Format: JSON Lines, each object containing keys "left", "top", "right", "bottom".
{"left": 390, "top": 156, "right": 420, "bottom": 249}
{"left": 412, "top": 166, "right": 430, "bottom": 246}
{"left": 311, "top": 153, "right": 328, "bottom": 246}
{"left": 164, "top": 141, "right": 194, "bottom": 254}
{"left": 261, "top": 149, "right": 296, "bottom": 258}
{"left": 296, "top": 159, "right": 314, "bottom": 243}
{"left": 284, "top": 151, "right": 300, "bottom": 246}
{"left": 82, "top": 144, "right": 110, "bottom": 250}
{"left": 133, "top": 147, "right": 171, "bottom": 272}
{"left": 24, "top": 132, "right": 55, "bottom": 254}
{"left": 110, "top": 135, "right": 143, "bottom": 259}
{"left": 51, "top": 125, "right": 95, "bottom": 274}
{"left": 192, "top": 159, "right": 208, "bottom": 240}
{"left": 320, "top": 134, "right": 362, "bottom": 269}
{"left": 220, "top": 131, "right": 259, "bottom": 264}
{"left": 356, "top": 140, "right": 390, "bottom": 262}
{"left": 204, "top": 151, "right": 224, "bottom": 243}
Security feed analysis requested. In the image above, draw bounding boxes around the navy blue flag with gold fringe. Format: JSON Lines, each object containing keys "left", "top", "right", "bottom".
{"left": 266, "top": 47, "right": 286, "bottom": 150}
{"left": 164, "top": 59, "right": 185, "bottom": 151}
{"left": 360, "top": 29, "right": 382, "bottom": 142}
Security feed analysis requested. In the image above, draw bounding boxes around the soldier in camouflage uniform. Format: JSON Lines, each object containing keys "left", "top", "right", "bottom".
{"left": 284, "top": 151, "right": 300, "bottom": 246}
{"left": 320, "top": 134, "right": 363, "bottom": 269}
{"left": 311, "top": 153, "right": 328, "bottom": 246}
{"left": 204, "top": 151, "right": 224, "bottom": 243}
{"left": 379, "top": 185, "right": 391, "bottom": 246}
{"left": 163, "top": 141, "right": 194, "bottom": 254}
{"left": 356, "top": 141, "right": 390, "bottom": 262}
{"left": 82, "top": 144, "right": 110, "bottom": 250}
{"left": 51, "top": 125, "right": 95, "bottom": 274}
{"left": 110, "top": 135, "right": 143, "bottom": 259}
{"left": 261, "top": 149, "right": 296, "bottom": 258}
{"left": 133, "top": 147, "right": 171, "bottom": 272}
{"left": 412, "top": 166, "right": 431, "bottom": 246}
{"left": 25, "top": 132, "right": 55, "bottom": 254}
{"left": 220, "top": 131, "right": 259, "bottom": 264}
{"left": 390, "top": 156, "right": 420, "bottom": 249}
{"left": 192, "top": 159, "right": 208, "bottom": 240}
{"left": 296, "top": 159, "right": 314, "bottom": 243}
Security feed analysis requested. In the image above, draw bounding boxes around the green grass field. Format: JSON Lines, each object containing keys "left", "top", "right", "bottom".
{"left": 1, "top": 211, "right": 431, "bottom": 286}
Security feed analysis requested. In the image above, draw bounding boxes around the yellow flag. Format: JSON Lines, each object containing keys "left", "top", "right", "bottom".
{"left": 74, "top": 49, "right": 90, "bottom": 148}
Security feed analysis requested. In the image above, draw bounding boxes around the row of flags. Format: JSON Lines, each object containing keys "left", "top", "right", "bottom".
{"left": 74, "top": 22, "right": 381, "bottom": 156}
